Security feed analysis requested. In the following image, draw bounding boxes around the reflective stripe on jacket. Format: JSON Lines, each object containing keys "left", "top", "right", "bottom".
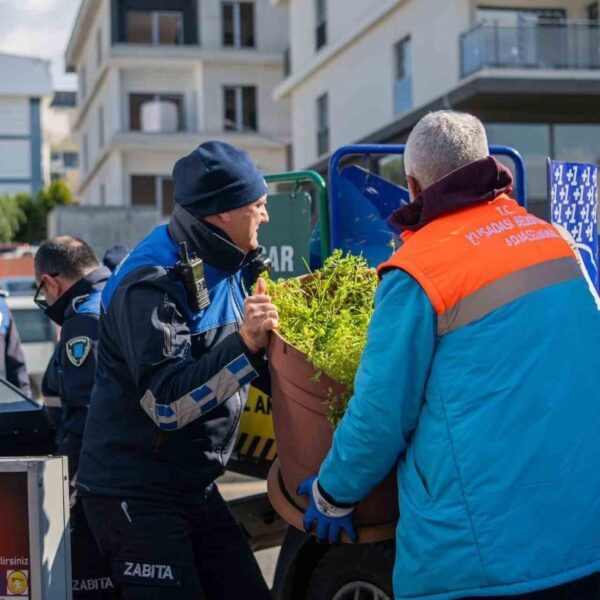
{"left": 378, "top": 195, "right": 578, "bottom": 334}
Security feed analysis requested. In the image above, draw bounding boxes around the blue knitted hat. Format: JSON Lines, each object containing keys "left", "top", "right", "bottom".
{"left": 172, "top": 141, "right": 267, "bottom": 216}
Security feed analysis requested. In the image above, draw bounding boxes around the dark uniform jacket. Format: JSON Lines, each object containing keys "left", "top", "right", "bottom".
{"left": 77, "top": 206, "right": 265, "bottom": 502}
{"left": 0, "top": 296, "right": 31, "bottom": 396}
{"left": 46, "top": 267, "right": 110, "bottom": 477}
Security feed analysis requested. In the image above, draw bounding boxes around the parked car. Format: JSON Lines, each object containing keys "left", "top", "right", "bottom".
{"left": 0, "top": 276, "right": 36, "bottom": 297}
{"left": 5, "top": 295, "right": 57, "bottom": 399}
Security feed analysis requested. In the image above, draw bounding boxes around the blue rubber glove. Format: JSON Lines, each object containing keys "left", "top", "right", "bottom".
{"left": 297, "top": 475, "right": 358, "bottom": 543}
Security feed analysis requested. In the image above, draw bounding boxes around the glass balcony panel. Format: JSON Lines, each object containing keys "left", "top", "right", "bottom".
{"left": 462, "top": 21, "right": 600, "bottom": 76}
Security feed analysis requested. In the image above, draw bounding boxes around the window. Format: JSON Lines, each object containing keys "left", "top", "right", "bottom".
{"left": 63, "top": 152, "right": 78, "bottom": 168}
{"left": 555, "top": 124, "right": 600, "bottom": 166}
{"left": 316, "top": 93, "right": 329, "bottom": 156}
{"left": 222, "top": 2, "right": 255, "bottom": 48}
{"left": 223, "top": 86, "right": 257, "bottom": 131}
{"left": 98, "top": 106, "right": 105, "bottom": 149}
{"left": 11, "top": 309, "right": 54, "bottom": 344}
{"left": 79, "top": 66, "right": 87, "bottom": 102}
{"left": 588, "top": 2, "right": 599, "bottom": 21}
{"left": 96, "top": 27, "right": 103, "bottom": 66}
{"left": 82, "top": 134, "right": 89, "bottom": 173}
{"left": 485, "top": 123, "right": 551, "bottom": 217}
{"left": 131, "top": 175, "right": 174, "bottom": 216}
{"left": 315, "top": 0, "right": 327, "bottom": 50}
{"left": 394, "top": 37, "right": 412, "bottom": 115}
{"left": 99, "top": 183, "right": 106, "bottom": 206}
{"left": 125, "top": 10, "right": 183, "bottom": 45}
{"left": 473, "top": 7, "right": 568, "bottom": 71}
{"left": 51, "top": 91, "right": 76, "bottom": 107}
{"left": 128, "top": 94, "right": 184, "bottom": 131}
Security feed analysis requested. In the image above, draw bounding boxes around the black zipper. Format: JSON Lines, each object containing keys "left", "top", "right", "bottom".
{"left": 229, "top": 276, "right": 244, "bottom": 323}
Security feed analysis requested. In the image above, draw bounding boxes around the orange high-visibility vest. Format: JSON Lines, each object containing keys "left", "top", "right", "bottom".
{"left": 378, "top": 195, "right": 580, "bottom": 335}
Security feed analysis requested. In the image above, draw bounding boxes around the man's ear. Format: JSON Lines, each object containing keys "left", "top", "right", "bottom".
{"left": 218, "top": 211, "right": 231, "bottom": 223}
{"left": 43, "top": 274, "right": 61, "bottom": 299}
{"left": 406, "top": 175, "right": 422, "bottom": 202}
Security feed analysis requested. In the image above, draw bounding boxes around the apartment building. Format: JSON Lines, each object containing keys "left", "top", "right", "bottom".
{"left": 66, "top": 0, "right": 290, "bottom": 212}
{"left": 46, "top": 91, "right": 80, "bottom": 194}
{"left": 0, "top": 53, "right": 52, "bottom": 196}
{"left": 275, "top": 0, "right": 600, "bottom": 216}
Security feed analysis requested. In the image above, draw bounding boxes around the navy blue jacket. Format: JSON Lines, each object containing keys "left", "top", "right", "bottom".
{"left": 41, "top": 345, "right": 62, "bottom": 434}
{"left": 46, "top": 267, "right": 110, "bottom": 477}
{"left": 0, "top": 297, "right": 31, "bottom": 396}
{"left": 78, "top": 206, "right": 265, "bottom": 502}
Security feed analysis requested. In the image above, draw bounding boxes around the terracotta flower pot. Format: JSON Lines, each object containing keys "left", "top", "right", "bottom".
{"left": 267, "top": 329, "right": 398, "bottom": 543}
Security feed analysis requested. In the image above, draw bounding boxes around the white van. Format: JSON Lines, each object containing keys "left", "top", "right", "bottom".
{"left": 5, "top": 295, "right": 57, "bottom": 399}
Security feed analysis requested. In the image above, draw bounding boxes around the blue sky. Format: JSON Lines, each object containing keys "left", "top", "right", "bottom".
{"left": 0, "top": 0, "right": 80, "bottom": 90}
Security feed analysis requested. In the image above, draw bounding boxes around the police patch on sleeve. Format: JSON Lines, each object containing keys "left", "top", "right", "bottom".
{"left": 66, "top": 336, "right": 92, "bottom": 367}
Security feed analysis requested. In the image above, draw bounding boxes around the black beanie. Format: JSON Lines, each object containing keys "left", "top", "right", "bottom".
{"left": 172, "top": 141, "right": 268, "bottom": 216}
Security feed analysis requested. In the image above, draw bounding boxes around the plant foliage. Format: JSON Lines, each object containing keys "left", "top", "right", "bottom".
{"left": 14, "top": 181, "right": 74, "bottom": 244}
{"left": 0, "top": 194, "right": 26, "bottom": 242}
{"left": 265, "top": 251, "right": 377, "bottom": 426}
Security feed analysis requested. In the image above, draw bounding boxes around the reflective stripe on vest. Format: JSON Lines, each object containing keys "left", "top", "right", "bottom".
{"left": 377, "top": 195, "right": 582, "bottom": 335}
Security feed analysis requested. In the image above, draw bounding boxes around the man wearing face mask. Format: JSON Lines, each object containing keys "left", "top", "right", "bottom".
{"left": 77, "top": 141, "right": 277, "bottom": 599}
{"left": 34, "top": 237, "right": 111, "bottom": 478}
{"left": 34, "top": 237, "right": 116, "bottom": 598}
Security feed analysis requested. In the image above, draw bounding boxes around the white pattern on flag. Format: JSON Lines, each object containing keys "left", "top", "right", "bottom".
{"left": 548, "top": 159, "right": 598, "bottom": 291}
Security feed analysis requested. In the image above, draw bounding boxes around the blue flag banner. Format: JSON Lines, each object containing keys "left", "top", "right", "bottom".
{"left": 548, "top": 159, "right": 599, "bottom": 290}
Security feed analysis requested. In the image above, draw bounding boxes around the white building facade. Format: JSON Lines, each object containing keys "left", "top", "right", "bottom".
{"left": 0, "top": 54, "right": 52, "bottom": 197}
{"left": 276, "top": 0, "right": 600, "bottom": 215}
{"left": 66, "top": 0, "right": 290, "bottom": 212}
{"left": 46, "top": 91, "right": 80, "bottom": 194}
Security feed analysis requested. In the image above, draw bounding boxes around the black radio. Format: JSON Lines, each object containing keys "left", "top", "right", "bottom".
{"left": 174, "top": 242, "right": 210, "bottom": 312}
{"left": 248, "top": 252, "right": 272, "bottom": 285}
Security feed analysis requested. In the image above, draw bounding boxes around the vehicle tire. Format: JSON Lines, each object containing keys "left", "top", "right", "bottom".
{"left": 304, "top": 542, "right": 394, "bottom": 600}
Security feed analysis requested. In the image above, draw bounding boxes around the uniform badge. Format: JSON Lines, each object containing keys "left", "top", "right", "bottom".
{"left": 66, "top": 336, "right": 91, "bottom": 367}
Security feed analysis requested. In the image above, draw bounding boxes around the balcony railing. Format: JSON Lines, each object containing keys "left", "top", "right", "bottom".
{"left": 461, "top": 20, "right": 600, "bottom": 77}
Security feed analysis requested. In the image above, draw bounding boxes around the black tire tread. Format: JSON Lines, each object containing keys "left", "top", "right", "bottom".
{"left": 304, "top": 542, "right": 394, "bottom": 600}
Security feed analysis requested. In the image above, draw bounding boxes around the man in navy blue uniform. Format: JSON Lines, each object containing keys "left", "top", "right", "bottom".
{"left": 78, "top": 141, "right": 278, "bottom": 599}
{"left": 0, "top": 294, "right": 31, "bottom": 396}
{"left": 34, "top": 237, "right": 116, "bottom": 598}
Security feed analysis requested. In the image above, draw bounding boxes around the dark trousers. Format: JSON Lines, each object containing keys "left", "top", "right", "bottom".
{"left": 464, "top": 572, "right": 600, "bottom": 599}
{"left": 71, "top": 498, "right": 117, "bottom": 598}
{"left": 63, "top": 440, "right": 117, "bottom": 598}
{"left": 82, "top": 485, "right": 272, "bottom": 599}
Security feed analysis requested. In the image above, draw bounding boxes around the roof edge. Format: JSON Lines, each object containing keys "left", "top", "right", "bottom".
{"left": 65, "top": 0, "right": 102, "bottom": 71}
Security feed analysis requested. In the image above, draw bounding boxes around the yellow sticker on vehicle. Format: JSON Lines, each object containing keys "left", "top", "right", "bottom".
{"left": 235, "top": 385, "right": 277, "bottom": 461}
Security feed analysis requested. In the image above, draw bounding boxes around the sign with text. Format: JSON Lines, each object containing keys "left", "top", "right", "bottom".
{"left": 0, "top": 473, "right": 30, "bottom": 599}
{"left": 548, "top": 159, "right": 599, "bottom": 290}
{"left": 260, "top": 192, "right": 312, "bottom": 278}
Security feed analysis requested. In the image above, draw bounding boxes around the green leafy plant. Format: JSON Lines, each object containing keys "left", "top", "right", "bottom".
{"left": 265, "top": 251, "right": 377, "bottom": 427}
{"left": 14, "top": 181, "right": 75, "bottom": 244}
{"left": 0, "top": 194, "right": 26, "bottom": 242}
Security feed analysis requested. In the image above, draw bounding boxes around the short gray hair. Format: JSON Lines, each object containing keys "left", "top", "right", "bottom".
{"left": 404, "top": 111, "right": 489, "bottom": 190}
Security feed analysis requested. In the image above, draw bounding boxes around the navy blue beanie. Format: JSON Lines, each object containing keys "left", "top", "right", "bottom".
{"left": 102, "top": 244, "right": 131, "bottom": 271}
{"left": 172, "top": 141, "right": 268, "bottom": 216}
